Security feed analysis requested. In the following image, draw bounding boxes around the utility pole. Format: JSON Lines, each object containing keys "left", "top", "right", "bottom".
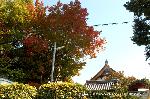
{"left": 50, "top": 42, "right": 56, "bottom": 82}
{"left": 50, "top": 42, "right": 65, "bottom": 82}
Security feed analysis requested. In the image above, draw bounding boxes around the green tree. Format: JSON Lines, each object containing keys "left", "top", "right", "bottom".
{"left": 0, "top": 0, "right": 33, "bottom": 82}
{"left": 124, "top": 0, "right": 150, "bottom": 60}
{"left": 0, "top": 0, "right": 105, "bottom": 84}
{"left": 106, "top": 71, "right": 136, "bottom": 93}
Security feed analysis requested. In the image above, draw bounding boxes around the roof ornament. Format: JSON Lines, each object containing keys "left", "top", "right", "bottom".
{"left": 105, "top": 59, "right": 108, "bottom": 65}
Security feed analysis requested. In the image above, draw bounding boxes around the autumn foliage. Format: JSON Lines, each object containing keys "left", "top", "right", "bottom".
{"left": 23, "top": 34, "right": 48, "bottom": 56}
{"left": 106, "top": 71, "right": 136, "bottom": 92}
{"left": 25, "top": 0, "right": 105, "bottom": 58}
{"left": 0, "top": 0, "right": 105, "bottom": 84}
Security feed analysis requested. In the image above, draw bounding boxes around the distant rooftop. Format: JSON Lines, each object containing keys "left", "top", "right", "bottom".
{"left": 0, "top": 78, "right": 12, "bottom": 84}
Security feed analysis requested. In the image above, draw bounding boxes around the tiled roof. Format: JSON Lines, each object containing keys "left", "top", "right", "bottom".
{"left": 85, "top": 80, "right": 117, "bottom": 91}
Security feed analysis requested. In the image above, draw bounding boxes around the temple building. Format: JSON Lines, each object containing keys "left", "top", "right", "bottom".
{"left": 85, "top": 60, "right": 118, "bottom": 91}
{"left": 85, "top": 60, "right": 150, "bottom": 98}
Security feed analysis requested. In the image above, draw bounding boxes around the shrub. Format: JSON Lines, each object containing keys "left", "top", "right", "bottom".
{"left": 86, "top": 90, "right": 139, "bottom": 99}
{"left": 37, "top": 82, "right": 87, "bottom": 99}
{"left": 0, "top": 83, "right": 37, "bottom": 99}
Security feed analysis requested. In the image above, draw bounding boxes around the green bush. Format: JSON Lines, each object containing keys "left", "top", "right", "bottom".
{"left": 0, "top": 83, "right": 37, "bottom": 99}
{"left": 0, "top": 82, "right": 139, "bottom": 99}
{"left": 37, "top": 82, "right": 87, "bottom": 99}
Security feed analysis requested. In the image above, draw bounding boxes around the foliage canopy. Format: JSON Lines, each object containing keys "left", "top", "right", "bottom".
{"left": 124, "top": 0, "right": 150, "bottom": 60}
{"left": 0, "top": 0, "right": 105, "bottom": 84}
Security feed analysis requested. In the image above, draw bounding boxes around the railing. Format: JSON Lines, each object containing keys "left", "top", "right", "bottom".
{"left": 85, "top": 90, "right": 128, "bottom": 99}
{"left": 129, "top": 91, "right": 150, "bottom": 99}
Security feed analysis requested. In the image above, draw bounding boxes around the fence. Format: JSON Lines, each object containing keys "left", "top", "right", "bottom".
{"left": 129, "top": 91, "right": 150, "bottom": 99}
{"left": 38, "top": 90, "right": 127, "bottom": 99}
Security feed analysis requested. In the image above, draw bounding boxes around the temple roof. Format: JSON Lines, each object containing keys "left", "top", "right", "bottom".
{"left": 90, "top": 60, "right": 114, "bottom": 80}
{"left": 85, "top": 60, "right": 118, "bottom": 91}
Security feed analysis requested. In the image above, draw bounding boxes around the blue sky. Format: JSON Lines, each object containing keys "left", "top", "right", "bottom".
{"left": 44, "top": 0, "right": 150, "bottom": 84}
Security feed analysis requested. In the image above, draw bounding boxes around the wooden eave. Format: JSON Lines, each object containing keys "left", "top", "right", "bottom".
{"left": 90, "top": 64, "right": 113, "bottom": 80}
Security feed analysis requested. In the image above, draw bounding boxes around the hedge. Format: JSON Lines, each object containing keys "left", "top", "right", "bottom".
{"left": 0, "top": 82, "right": 139, "bottom": 99}
{"left": 37, "top": 82, "right": 87, "bottom": 99}
{"left": 0, "top": 82, "right": 87, "bottom": 99}
{"left": 0, "top": 83, "right": 37, "bottom": 99}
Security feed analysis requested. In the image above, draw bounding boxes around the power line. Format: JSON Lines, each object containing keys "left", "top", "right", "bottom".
{"left": 93, "top": 21, "right": 132, "bottom": 27}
